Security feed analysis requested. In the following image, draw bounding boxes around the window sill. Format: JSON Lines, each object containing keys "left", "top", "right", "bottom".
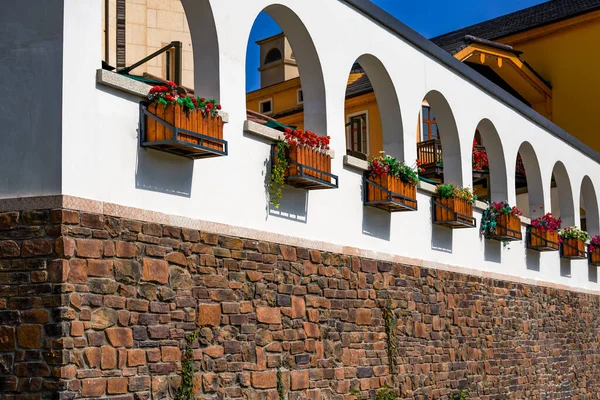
{"left": 244, "top": 120, "right": 335, "bottom": 159}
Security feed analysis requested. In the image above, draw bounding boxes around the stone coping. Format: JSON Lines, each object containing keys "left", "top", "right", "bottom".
{"left": 96, "top": 69, "right": 230, "bottom": 123}
{"left": 244, "top": 120, "right": 335, "bottom": 158}
{"left": 0, "top": 194, "right": 591, "bottom": 295}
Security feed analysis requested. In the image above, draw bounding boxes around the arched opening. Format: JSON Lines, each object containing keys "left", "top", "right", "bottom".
{"left": 245, "top": 6, "right": 326, "bottom": 134}
{"left": 514, "top": 142, "right": 544, "bottom": 218}
{"left": 471, "top": 119, "right": 507, "bottom": 202}
{"left": 549, "top": 162, "right": 575, "bottom": 226}
{"left": 181, "top": 0, "right": 220, "bottom": 99}
{"left": 264, "top": 48, "right": 283, "bottom": 64}
{"left": 580, "top": 176, "right": 599, "bottom": 235}
{"left": 417, "top": 91, "right": 462, "bottom": 185}
{"left": 343, "top": 54, "right": 403, "bottom": 161}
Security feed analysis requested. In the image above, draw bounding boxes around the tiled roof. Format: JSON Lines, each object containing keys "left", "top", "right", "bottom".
{"left": 431, "top": 0, "right": 600, "bottom": 54}
{"left": 345, "top": 73, "right": 374, "bottom": 98}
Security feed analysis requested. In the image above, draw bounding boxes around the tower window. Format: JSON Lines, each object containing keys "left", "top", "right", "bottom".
{"left": 264, "top": 48, "right": 282, "bottom": 64}
{"left": 297, "top": 89, "right": 303, "bottom": 104}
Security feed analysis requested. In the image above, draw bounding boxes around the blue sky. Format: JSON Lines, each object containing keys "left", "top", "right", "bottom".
{"left": 246, "top": 0, "right": 547, "bottom": 92}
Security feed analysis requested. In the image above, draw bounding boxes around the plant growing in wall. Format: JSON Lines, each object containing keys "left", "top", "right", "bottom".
{"left": 365, "top": 153, "right": 421, "bottom": 212}
{"left": 559, "top": 226, "right": 589, "bottom": 259}
{"left": 143, "top": 81, "right": 227, "bottom": 158}
{"left": 527, "top": 212, "right": 561, "bottom": 251}
{"left": 269, "top": 128, "right": 334, "bottom": 208}
{"left": 450, "top": 390, "right": 470, "bottom": 400}
{"left": 480, "top": 201, "right": 523, "bottom": 244}
{"left": 433, "top": 183, "right": 477, "bottom": 228}
{"left": 350, "top": 386, "right": 397, "bottom": 400}
{"left": 175, "top": 329, "right": 201, "bottom": 400}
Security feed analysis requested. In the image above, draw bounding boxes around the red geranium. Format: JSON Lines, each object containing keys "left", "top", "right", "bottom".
{"left": 283, "top": 128, "right": 330, "bottom": 151}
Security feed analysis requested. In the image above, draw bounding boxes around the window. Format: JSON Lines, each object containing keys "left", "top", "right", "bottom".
{"left": 422, "top": 105, "right": 440, "bottom": 141}
{"left": 347, "top": 112, "right": 369, "bottom": 155}
{"left": 165, "top": 48, "right": 175, "bottom": 82}
{"left": 297, "top": 89, "right": 303, "bottom": 105}
{"left": 264, "top": 48, "right": 282, "bottom": 65}
{"left": 259, "top": 99, "right": 273, "bottom": 115}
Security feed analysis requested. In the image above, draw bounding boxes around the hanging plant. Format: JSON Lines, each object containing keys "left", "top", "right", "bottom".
{"left": 480, "top": 201, "right": 522, "bottom": 246}
{"left": 270, "top": 141, "right": 290, "bottom": 208}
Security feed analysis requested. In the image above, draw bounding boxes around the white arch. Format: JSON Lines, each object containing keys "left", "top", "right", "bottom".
{"left": 474, "top": 119, "right": 507, "bottom": 202}
{"left": 423, "top": 90, "right": 462, "bottom": 185}
{"left": 550, "top": 161, "right": 575, "bottom": 226}
{"left": 516, "top": 141, "right": 544, "bottom": 218}
{"left": 580, "top": 176, "right": 600, "bottom": 235}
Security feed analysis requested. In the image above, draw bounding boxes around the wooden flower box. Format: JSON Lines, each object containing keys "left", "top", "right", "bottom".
{"left": 561, "top": 238, "right": 586, "bottom": 259}
{"left": 527, "top": 227, "right": 559, "bottom": 251}
{"left": 364, "top": 174, "right": 417, "bottom": 212}
{"left": 486, "top": 214, "right": 522, "bottom": 242}
{"left": 274, "top": 143, "right": 338, "bottom": 190}
{"left": 141, "top": 102, "right": 227, "bottom": 159}
{"left": 433, "top": 197, "right": 475, "bottom": 228}
{"left": 589, "top": 248, "right": 600, "bottom": 266}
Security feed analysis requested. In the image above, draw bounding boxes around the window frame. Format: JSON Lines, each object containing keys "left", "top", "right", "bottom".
{"left": 346, "top": 110, "right": 370, "bottom": 156}
{"left": 297, "top": 89, "right": 303, "bottom": 105}
{"left": 421, "top": 105, "right": 439, "bottom": 141}
{"left": 259, "top": 98, "right": 274, "bottom": 115}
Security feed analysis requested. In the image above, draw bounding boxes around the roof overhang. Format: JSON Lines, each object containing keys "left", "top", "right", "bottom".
{"left": 454, "top": 43, "right": 552, "bottom": 108}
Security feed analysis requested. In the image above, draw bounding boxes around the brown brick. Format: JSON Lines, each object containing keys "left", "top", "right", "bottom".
{"left": 88, "top": 260, "right": 113, "bottom": 277}
{"left": 54, "top": 237, "right": 75, "bottom": 258}
{"left": 280, "top": 245, "right": 297, "bottom": 261}
{"left": 161, "top": 346, "right": 180, "bottom": 362}
{"left": 0, "top": 326, "right": 15, "bottom": 351}
{"left": 252, "top": 371, "right": 277, "bottom": 389}
{"left": 71, "top": 321, "right": 84, "bottom": 337}
{"left": 356, "top": 309, "right": 372, "bottom": 325}
{"left": 303, "top": 322, "right": 320, "bottom": 338}
{"left": 197, "top": 304, "right": 221, "bottom": 327}
{"left": 0, "top": 212, "right": 19, "bottom": 230}
{"left": 107, "top": 377, "right": 128, "bottom": 394}
{"left": 257, "top": 307, "right": 281, "bottom": 324}
{"left": 292, "top": 296, "right": 306, "bottom": 319}
{"left": 101, "top": 345, "right": 117, "bottom": 369}
{"left": 0, "top": 240, "right": 20, "bottom": 258}
{"left": 82, "top": 378, "right": 106, "bottom": 397}
{"left": 143, "top": 223, "right": 162, "bottom": 236}
{"left": 203, "top": 346, "right": 224, "bottom": 358}
{"left": 48, "top": 259, "right": 69, "bottom": 282}
{"left": 114, "top": 259, "right": 141, "bottom": 284}
{"left": 219, "top": 236, "right": 243, "bottom": 250}
{"left": 128, "top": 349, "right": 146, "bottom": 366}
{"left": 21, "top": 239, "right": 53, "bottom": 257}
{"left": 142, "top": 258, "right": 169, "bottom": 284}
{"left": 106, "top": 328, "right": 133, "bottom": 347}
{"left": 77, "top": 239, "right": 103, "bottom": 258}
{"left": 84, "top": 347, "right": 101, "bottom": 368}
{"left": 291, "top": 370, "right": 309, "bottom": 390}
{"left": 81, "top": 213, "right": 104, "bottom": 229}
{"left": 17, "top": 324, "right": 42, "bottom": 349}
{"left": 68, "top": 259, "right": 87, "bottom": 284}
{"left": 165, "top": 251, "right": 187, "bottom": 266}
{"left": 116, "top": 241, "right": 137, "bottom": 258}
{"left": 50, "top": 209, "right": 79, "bottom": 224}
{"left": 415, "top": 322, "right": 427, "bottom": 338}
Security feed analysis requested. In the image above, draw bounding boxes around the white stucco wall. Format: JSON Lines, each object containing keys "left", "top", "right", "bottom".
{"left": 16, "top": 0, "right": 600, "bottom": 292}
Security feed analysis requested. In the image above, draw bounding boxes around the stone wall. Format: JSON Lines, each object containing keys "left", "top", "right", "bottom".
{"left": 2, "top": 208, "right": 600, "bottom": 399}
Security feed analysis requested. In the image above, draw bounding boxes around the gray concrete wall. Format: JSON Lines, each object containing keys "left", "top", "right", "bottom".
{"left": 0, "top": 1, "right": 63, "bottom": 198}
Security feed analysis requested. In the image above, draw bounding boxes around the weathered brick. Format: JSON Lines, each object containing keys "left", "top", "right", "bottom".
{"left": 197, "top": 304, "right": 221, "bottom": 327}
{"left": 256, "top": 307, "right": 281, "bottom": 324}
{"left": 82, "top": 378, "right": 106, "bottom": 397}
{"left": 161, "top": 346, "right": 180, "bottom": 362}
{"left": 252, "top": 371, "right": 277, "bottom": 389}
{"left": 0, "top": 212, "right": 19, "bottom": 230}
{"left": 21, "top": 239, "right": 53, "bottom": 257}
{"left": 142, "top": 258, "right": 169, "bottom": 284}
{"left": 77, "top": 239, "right": 103, "bottom": 258}
{"left": 101, "top": 345, "right": 117, "bottom": 369}
{"left": 88, "top": 259, "right": 113, "bottom": 277}
{"left": 291, "top": 370, "right": 309, "bottom": 390}
{"left": 0, "top": 241, "right": 20, "bottom": 258}
{"left": 106, "top": 328, "right": 133, "bottom": 347}
{"left": 116, "top": 241, "right": 137, "bottom": 258}
{"left": 0, "top": 326, "right": 15, "bottom": 351}
{"left": 128, "top": 349, "right": 146, "bottom": 366}
{"left": 17, "top": 324, "right": 42, "bottom": 349}
{"left": 107, "top": 377, "right": 128, "bottom": 394}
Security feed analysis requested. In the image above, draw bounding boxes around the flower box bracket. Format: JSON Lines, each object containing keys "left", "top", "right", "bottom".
{"left": 272, "top": 145, "right": 338, "bottom": 191}
{"left": 560, "top": 238, "right": 587, "bottom": 260}
{"left": 140, "top": 102, "right": 228, "bottom": 160}
{"left": 363, "top": 175, "right": 418, "bottom": 213}
{"left": 526, "top": 228, "right": 560, "bottom": 252}
{"left": 484, "top": 214, "right": 522, "bottom": 242}
{"left": 432, "top": 198, "right": 476, "bottom": 229}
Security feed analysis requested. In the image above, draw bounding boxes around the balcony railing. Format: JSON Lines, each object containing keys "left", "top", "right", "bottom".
{"left": 417, "top": 139, "right": 443, "bottom": 179}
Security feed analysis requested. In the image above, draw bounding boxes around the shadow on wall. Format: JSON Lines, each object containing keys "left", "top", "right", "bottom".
{"left": 135, "top": 146, "right": 193, "bottom": 198}
{"left": 560, "top": 258, "right": 571, "bottom": 277}
{"left": 263, "top": 157, "right": 308, "bottom": 223}
{"left": 484, "top": 239, "right": 501, "bottom": 263}
{"left": 431, "top": 225, "right": 453, "bottom": 253}
{"left": 362, "top": 207, "right": 391, "bottom": 241}
{"left": 589, "top": 264, "right": 597, "bottom": 283}
{"left": 525, "top": 249, "right": 540, "bottom": 272}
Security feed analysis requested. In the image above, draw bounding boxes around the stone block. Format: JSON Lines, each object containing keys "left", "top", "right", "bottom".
{"left": 142, "top": 258, "right": 169, "bottom": 284}
{"left": 197, "top": 304, "right": 221, "bottom": 327}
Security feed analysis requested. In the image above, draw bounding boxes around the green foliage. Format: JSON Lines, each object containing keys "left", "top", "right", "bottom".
{"left": 435, "top": 183, "right": 477, "bottom": 203}
{"left": 450, "top": 390, "right": 469, "bottom": 400}
{"left": 559, "top": 226, "right": 589, "bottom": 241}
{"left": 175, "top": 330, "right": 201, "bottom": 400}
{"left": 350, "top": 386, "right": 398, "bottom": 400}
{"left": 277, "top": 367, "right": 285, "bottom": 400}
{"left": 270, "top": 141, "right": 290, "bottom": 208}
{"left": 369, "top": 154, "right": 420, "bottom": 186}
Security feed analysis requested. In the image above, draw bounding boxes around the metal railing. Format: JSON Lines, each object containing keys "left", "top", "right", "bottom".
{"left": 117, "top": 41, "right": 182, "bottom": 86}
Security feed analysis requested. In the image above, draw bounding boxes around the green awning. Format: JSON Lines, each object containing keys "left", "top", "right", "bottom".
{"left": 264, "top": 119, "right": 296, "bottom": 132}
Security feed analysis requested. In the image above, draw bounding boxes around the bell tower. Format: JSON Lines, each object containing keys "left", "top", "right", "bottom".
{"left": 257, "top": 33, "right": 299, "bottom": 88}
